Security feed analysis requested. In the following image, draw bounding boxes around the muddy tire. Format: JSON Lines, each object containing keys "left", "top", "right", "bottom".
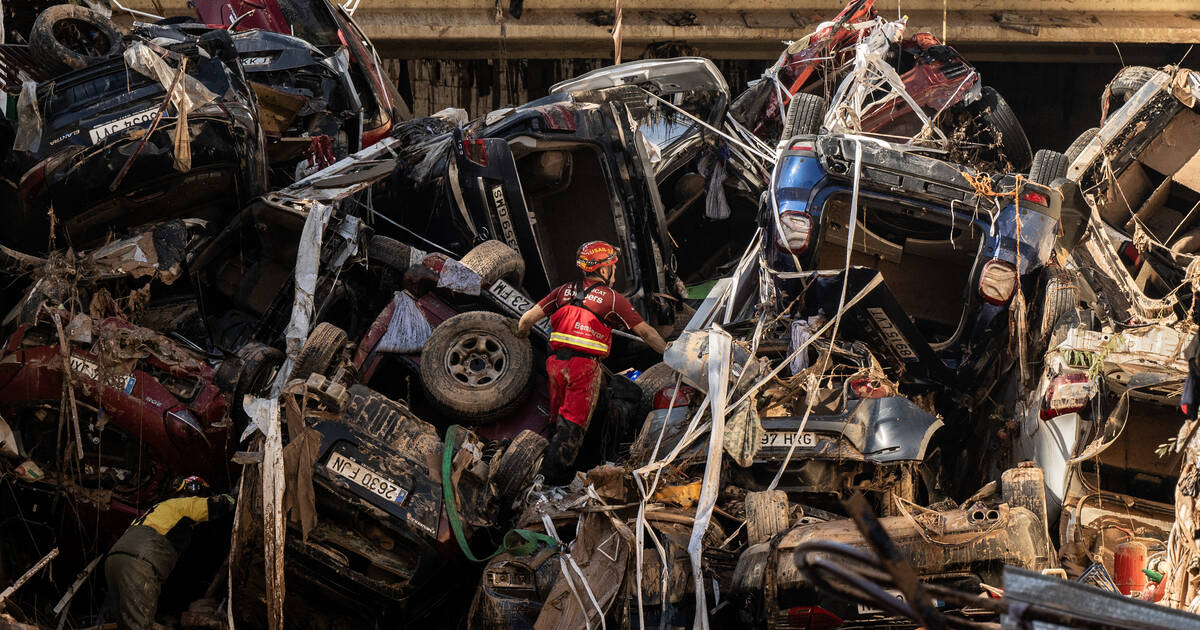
{"left": 974, "top": 87, "right": 1031, "bottom": 172}
{"left": 420, "top": 311, "right": 532, "bottom": 423}
{"left": 1028, "top": 149, "right": 1069, "bottom": 185}
{"left": 30, "top": 5, "right": 123, "bottom": 74}
{"left": 291, "top": 322, "right": 349, "bottom": 382}
{"left": 1039, "top": 268, "right": 1079, "bottom": 342}
{"left": 367, "top": 234, "right": 413, "bottom": 272}
{"left": 1103, "top": 66, "right": 1159, "bottom": 116}
{"left": 781, "top": 92, "right": 825, "bottom": 140}
{"left": 490, "top": 430, "right": 548, "bottom": 508}
{"left": 745, "top": 490, "right": 790, "bottom": 545}
{"left": 1064, "top": 127, "right": 1099, "bottom": 164}
{"left": 234, "top": 343, "right": 284, "bottom": 404}
{"left": 635, "top": 362, "right": 679, "bottom": 420}
{"left": 460, "top": 240, "right": 524, "bottom": 286}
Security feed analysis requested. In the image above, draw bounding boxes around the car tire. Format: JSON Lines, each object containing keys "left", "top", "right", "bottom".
{"left": 30, "top": 5, "right": 123, "bottom": 74}
{"left": 490, "top": 430, "right": 548, "bottom": 509}
{"left": 460, "top": 240, "right": 525, "bottom": 286}
{"left": 1064, "top": 127, "right": 1099, "bottom": 163}
{"left": 1028, "top": 149, "right": 1069, "bottom": 185}
{"left": 291, "top": 322, "right": 349, "bottom": 382}
{"left": 235, "top": 343, "right": 284, "bottom": 404}
{"left": 745, "top": 490, "right": 790, "bottom": 545}
{"left": 781, "top": 92, "right": 826, "bottom": 140}
{"left": 974, "top": 87, "right": 1032, "bottom": 172}
{"left": 420, "top": 311, "right": 533, "bottom": 423}
{"left": 367, "top": 234, "right": 413, "bottom": 272}
{"left": 635, "top": 362, "right": 679, "bottom": 420}
{"left": 1103, "top": 66, "right": 1159, "bottom": 116}
{"left": 1039, "top": 268, "right": 1080, "bottom": 342}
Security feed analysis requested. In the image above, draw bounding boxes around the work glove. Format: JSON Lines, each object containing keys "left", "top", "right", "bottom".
{"left": 511, "top": 320, "right": 529, "bottom": 339}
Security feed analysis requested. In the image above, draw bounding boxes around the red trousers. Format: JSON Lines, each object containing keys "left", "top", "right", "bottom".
{"left": 546, "top": 355, "right": 602, "bottom": 428}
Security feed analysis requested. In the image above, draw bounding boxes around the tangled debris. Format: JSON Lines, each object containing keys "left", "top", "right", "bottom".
{"left": 1, "top": 0, "right": 1200, "bottom": 629}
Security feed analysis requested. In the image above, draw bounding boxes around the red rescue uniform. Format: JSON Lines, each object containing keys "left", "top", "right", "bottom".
{"left": 537, "top": 280, "right": 644, "bottom": 427}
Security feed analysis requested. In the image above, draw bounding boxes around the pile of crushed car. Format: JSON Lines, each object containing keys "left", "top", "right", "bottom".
{"left": 2, "top": 0, "right": 1200, "bottom": 628}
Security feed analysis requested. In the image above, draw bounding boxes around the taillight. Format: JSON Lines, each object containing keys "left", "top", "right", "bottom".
{"left": 979, "top": 259, "right": 1018, "bottom": 305}
{"left": 783, "top": 605, "right": 843, "bottom": 630}
{"left": 775, "top": 211, "right": 813, "bottom": 254}
{"left": 1020, "top": 190, "right": 1049, "bottom": 206}
{"left": 850, "top": 378, "right": 889, "bottom": 399}
{"left": 1120, "top": 241, "right": 1142, "bottom": 268}
{"left": 1040, "top": 371, "right": 1094, "bottom": 420}
{"left": 653, "top": 384, "right": 694, "bottom": 409}
{"left": 463, "top": 139, "right": 488, "bottom": 166}
{"left": 790, "top": 141, "right": 814, "bottom": 152}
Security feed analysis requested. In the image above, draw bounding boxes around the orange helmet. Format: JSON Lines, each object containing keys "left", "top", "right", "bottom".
{"left": 576, "top": 241, "right": 619, "bottom": 273}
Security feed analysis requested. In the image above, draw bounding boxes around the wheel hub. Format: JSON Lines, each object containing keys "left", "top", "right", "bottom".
{"left": 445, "top": 332, "right": 509, "bottom": 388}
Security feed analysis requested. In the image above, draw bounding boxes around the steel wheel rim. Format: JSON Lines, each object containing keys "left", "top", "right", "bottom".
{"left": 445, "top": 331, "right": 508, "bottom": 388}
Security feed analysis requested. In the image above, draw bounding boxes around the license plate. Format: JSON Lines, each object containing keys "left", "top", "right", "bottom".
{"left": 326, "top": 451, "right": 408, "bottom": 504}
{"left": 88, "top": 107, "right": 159, "bottom": 144}
{"left": 760, "top": 431, "right": 816, "bottom": 449}
{"left": 487, "top": 279, "right": 551, "bottom": 335}
{"left": 69, "top": 355, "right": 136, "bottom": 393}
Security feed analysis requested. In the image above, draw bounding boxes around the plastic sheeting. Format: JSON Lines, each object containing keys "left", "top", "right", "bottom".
{"left": 12, "top": 81, "right": 41, "bottom": 153}
{"left": 123, "top": 43, "right": 218, "bottom": 172}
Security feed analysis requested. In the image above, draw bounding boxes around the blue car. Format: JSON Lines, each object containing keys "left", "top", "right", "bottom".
{"left": 764, "top": 134, "right": 1063, "bottom": 391}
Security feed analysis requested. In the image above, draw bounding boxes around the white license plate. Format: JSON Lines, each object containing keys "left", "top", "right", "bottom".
{"left": 88, "top": 107, "right": 159, "bottom": 144}
{"left": 488, "top": 279, "right": 550, "bottom": 335}
{"left": 326, "top": 451, "right": 408, "bottom": 504}
{"left": 69, "top": 355, "right": 136, "bottom": 393}
{"left": 760, "top": 431, "right": 816, "bottom": 449}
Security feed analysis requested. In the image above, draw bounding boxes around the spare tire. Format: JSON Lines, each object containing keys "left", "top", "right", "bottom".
{"left": 30, "top": 5, "right": 123, "bottom": 74}
{"left": 781, "top": 92, "right": 825, "bottom": 140}
{"left": 460, "top": 239, "right": 525, "bottom": 286}
{"left": 1028, "top": 149, "right": 1069, "bottom": 185}
{"left": 420, "top": 311, "right": 532, "bottom": 423}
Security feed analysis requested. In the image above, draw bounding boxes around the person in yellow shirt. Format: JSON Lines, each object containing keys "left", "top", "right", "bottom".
{"left": 104, "top": 476, "right": 234, "bottom": 630}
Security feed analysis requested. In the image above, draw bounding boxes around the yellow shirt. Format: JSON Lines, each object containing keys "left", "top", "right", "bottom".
{"left": 135, "top": 497, "right": 210, "bottom": 536}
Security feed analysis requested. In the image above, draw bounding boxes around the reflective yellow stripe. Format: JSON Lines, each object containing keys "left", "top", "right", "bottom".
{"left": 550, "top": 332, "right": 609, "bottom": 352}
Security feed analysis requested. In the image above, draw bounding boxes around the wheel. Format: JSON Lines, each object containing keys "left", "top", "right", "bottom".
{"left": 781, "top": 92, "right": 825, "bottom": 140}
{"left": 1102, "top": 66, "right": 1159, "bottom": 117}
{"left": 419, "top": 311, "right": 533, "bottom": 423}
{"left": 367, "top": 234, "right": 413, "bottom": 272}
{"left": 29, "top": 5, "right": 123, "bottom": 74}
{"left": 745, "top": 490, "right": 790, "bottom": 545}
{"left": 634, "top": 362, "right": 679, "bottom": 420}
{"left": 234, "top": 343, "right": 284, "bottom": 403}
{"left": 1039, "top": 268, "right": 1079, "bottom": 342}
{"left": 490, "top": 430, "right": 548, "bottom": 509}
{"left": 460, "top": 240, "right": 525, "bottom": 286}
{"left": 291, "top": 322, "right": 349, "bottom": 382}
{"left": 973, "top": 87, "right": 1032, "bottom": 172}
{"left": 1064, "top": 127, "right": 1099, "bottom": 164}
{"left": 1028, "top": 149, "right": 1069, "bottom": 185}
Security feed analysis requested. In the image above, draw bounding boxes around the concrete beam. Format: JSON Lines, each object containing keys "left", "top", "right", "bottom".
{"left": 115, "top": 1, "right": 1200, "bottom": 60}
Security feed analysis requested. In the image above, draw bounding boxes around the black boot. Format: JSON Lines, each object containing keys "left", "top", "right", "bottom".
{"left": 540, "top": 420, "right": 586, "bottom": 485}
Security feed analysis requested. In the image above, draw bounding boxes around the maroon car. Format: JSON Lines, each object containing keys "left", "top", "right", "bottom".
{"left": 0, "top": 312, "right": 277, "bottom": 533}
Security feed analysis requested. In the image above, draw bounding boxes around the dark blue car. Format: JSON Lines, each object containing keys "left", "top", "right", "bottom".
{"left": 764, "top": 134, "right": 1062, "bottom": 390}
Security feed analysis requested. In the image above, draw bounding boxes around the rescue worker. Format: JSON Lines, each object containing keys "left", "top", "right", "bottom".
{"left": 104, "top": 476, "right": 235, "bottom": 630}
{"left": 515, "top": 240, "right": 668, "bottom": 481}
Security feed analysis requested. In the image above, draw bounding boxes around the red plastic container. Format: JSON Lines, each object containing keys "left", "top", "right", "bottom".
{"left": 1114, "top": 541, "right": 1148, "bottom": 595}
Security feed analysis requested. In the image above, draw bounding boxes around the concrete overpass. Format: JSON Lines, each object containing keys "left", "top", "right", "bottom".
{"left": 120, "top": 1, "right": 1200, "bottom": 61}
